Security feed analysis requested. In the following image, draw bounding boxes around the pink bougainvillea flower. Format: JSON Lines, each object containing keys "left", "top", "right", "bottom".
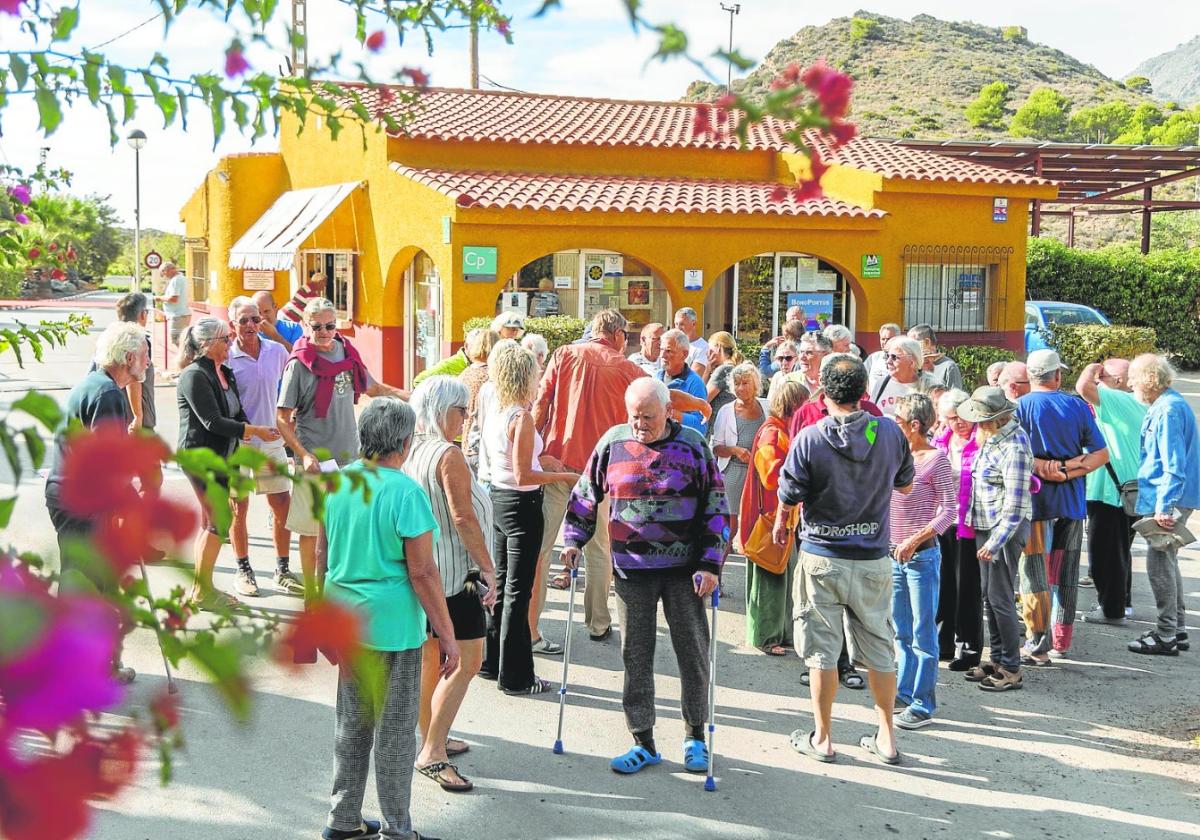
{"left": 401, "top": 67, "right": 429, "bottom": 89}
{"left": 781, "top": 62, "right": 802, "bottom": 83}
{"left": 14, "top": 212, "right": 29, "bottom": 225}
{"left": 0, "top": 0, "right": 23, "bottom": 17}
{"left": 828, "top": 119, "right": 857, "bottom": 146}
{"left": 275, "top": 597, "right": 362, "bottom": 667}
{"left": 793, "top": 179, "right": 824, "bottom": 202}
{"left": 802, "top": 60, "right": 853, "bottom": 120}
{"left": 148, "top": 689, "right": 180, "bottom": 734}
{"left": 9, "top": 184, "right": 30, "bottom": 205}
{"left": 809, "top": 148, "right": 829, "bottom": 182}
{"left": 365, "top": 29, "right": 385, "bottom": 52}
{"left": 224, "top": 43, "right": 250, "bottom": 78}
{"left": 93, "top": 494, "right": 197, "bottom": 577}
{"left": 691, "top": 103, "right": 712, "bottom": 139}
{"left": 60, "top": 422, "right": 170, "bottom": 517}
{"left": 768, "top": 184, "right": 789, "bottom": 203}
{"left": 714, "top": 93, "right": 737, "bottom": 110}
{"left": 496, "top": 17, "right": 511, "bottom": 37}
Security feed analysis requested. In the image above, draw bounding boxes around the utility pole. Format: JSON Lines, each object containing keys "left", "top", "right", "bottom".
{"left": 469, "top": 18, "right": 479, "bottom": 88}
{"left": 720, "top": 3, "right": 741, "bottom": 93}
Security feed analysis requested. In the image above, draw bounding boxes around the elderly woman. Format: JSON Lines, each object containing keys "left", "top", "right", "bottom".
{"left": 481, "top": 342, "right": 579, "bottom": 694}
{"left": 322, "top": 398, "right": 459, "bottom": 840}
{"left": 961, "top": 387, "right": 1033, "bottom": 692}
{"left": 711, "top": 363, "right": 766, "bottom": 552}
{"left": 561, "top": 378, "right": 726, "bottom": 775}
{"left": 889, "top": 394, "right": 956, "bottom": 729}
{"left": 870, "top": 336, "right": 938, "bottom": 416}
{"left": 1127, "top": 353, "right": 1200, "bottom": 655}
{"left": 739, "top": 378, "right": 808, "bottom": 655}
{"left": 933, "top": 388, "right": 984, "bottom": 671}
{"left": 521, "top": 333, "right": 549, "bottom": 369}
{"left": 704, "top": 330, "right": 744, "bottom": 422}
{"left": 458, "top": 327, "right": 500, "bottom": 458}
{"left": 177, "top": 317, "right": 280, "bottom": 609}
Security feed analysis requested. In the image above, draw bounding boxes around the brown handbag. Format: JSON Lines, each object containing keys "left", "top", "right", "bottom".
{"left": 743, "top": 505, "right": 797, "bottom": 575}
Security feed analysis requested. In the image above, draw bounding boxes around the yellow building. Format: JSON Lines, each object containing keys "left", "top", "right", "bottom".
{"left": 180, "top": 86, "right": 1057, "bottom": 385}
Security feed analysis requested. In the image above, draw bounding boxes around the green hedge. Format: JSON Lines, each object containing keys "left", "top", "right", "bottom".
{"left": 462, "top": 315, "right": 587, "bottom": 355}
{"left": 1026, "top": 238, "right": 1200, "bottom": 367}
{"left": 943, "top": 344, "right": 1016, "bottom": 389}
{"left": 1049, "top": 324, "right": 1158, "bottom": 387}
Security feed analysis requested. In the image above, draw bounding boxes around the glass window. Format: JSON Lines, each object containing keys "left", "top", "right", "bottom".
{"left": 1025, "top": 306, "right": 1040, "bottom": 328}
{"left": 300, "top": 251, "right": 355, "bottom": 321}
{"left": 904, "top": 263, "right": 989, "bottom": 332}
{"left": 410, "top": 252, "right": 441, "bottom": 381}
{"left": 188, "top": 249, "right": 209, "bottom": 303}
{"left": 1040, "top": 305, "right": 1105, "bottom": 327}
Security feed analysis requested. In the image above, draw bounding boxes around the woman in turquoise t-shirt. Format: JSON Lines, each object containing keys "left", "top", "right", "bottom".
{"left": 320, "top": 398, "right": 460, "bottom": 840}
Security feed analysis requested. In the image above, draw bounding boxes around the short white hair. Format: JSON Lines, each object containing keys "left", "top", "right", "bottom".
{"left": 661, "top": 328, "right": 690, "bottom": 352}
{"left": 627, "top": 377, "right": 670, "bottom": 406}
{"left": 304, "top": 297, "right": 336, "bottom": 319}
{"left": 1129, "top": 353, "right": 1175, "bottom": 393}
{"left": 886, "top": 335, "right": 923, "bottom": 363}
{"left": 410, "top": 375, "right": 470, "bottom": 441}
{"left": 521, "top": 333, "right": 548, "bottom": 363}
{"left": 227, "top": 295, "right": 257, "bottom": 321}
{"left": 937, "top": 388, "right": 971, "bottom": 415}
{"left": 94, "top": 321, "right": 147, "bottom": 369}
{"left": 823, "top": 324, "right": 852, "bottom": 343}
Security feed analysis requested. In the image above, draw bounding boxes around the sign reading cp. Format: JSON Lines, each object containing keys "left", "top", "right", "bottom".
{"left": 463, "top": 246, "right": 497, "bottom": 282}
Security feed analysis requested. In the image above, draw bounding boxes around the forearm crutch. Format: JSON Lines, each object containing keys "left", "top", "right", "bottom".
{"left": 552, "top": 566, "right": 579, "bottom": 754}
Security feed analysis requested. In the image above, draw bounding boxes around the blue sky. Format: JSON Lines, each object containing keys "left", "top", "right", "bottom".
{"left": 1, "top": 0, "right": 1196, "bottom": 232}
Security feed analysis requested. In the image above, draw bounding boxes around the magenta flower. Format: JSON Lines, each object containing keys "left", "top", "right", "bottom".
{"left": 365, "top": 30, "right": 385, "bottom": 52}
{"left": 14, "top": 212, "right": 29, "bottom": 225}
{"left": 0, "top": 0, "right": 23, "bottom": 17}
{"left": 224, "top": 43, "right": 250, "bottom": 78}
{"left": 9, "top": 184, "right": 30, "bottom": 205}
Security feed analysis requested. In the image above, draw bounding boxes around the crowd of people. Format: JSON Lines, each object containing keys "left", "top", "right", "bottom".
{"left": 45, "top": 288, "right": 1198, "bottom": 840}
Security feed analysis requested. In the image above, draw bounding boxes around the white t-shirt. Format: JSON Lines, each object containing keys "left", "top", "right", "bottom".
{"left": 686, "top": 336, "right": 709, "bottom": 370}
{"left": 162, "top": 273, "right": 189, "bottom": 317}
{"left": 483, "top": 405, "right": 543, "bottom": 492}
{"left": 873, "top": 376, "right": 917, "bottom": 417}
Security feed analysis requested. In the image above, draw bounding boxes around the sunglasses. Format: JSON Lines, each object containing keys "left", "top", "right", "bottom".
{"left": 309, "top": 322, "right": 338, "bottom": 332}
{"left": 885, "top": 353, "right": 908, "bottom": 362}
{"left": 776, "top": 355, "right": 796, "bottom": 362}
{"left": 237, "top": 315, "right": 262, "bottom": 325}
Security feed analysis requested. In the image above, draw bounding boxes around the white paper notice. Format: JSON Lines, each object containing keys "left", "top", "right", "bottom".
{"left": 319, "top": 459, "right": 340, "bottom": 473}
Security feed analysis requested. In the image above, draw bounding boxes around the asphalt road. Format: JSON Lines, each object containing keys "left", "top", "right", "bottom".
{"left": 3, "top": 295, "right": 1199, "bottom": 840}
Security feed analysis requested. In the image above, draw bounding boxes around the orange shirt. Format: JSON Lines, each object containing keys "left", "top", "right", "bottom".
{"left": 533, "top": 338, "right": 648, "bottom": 472}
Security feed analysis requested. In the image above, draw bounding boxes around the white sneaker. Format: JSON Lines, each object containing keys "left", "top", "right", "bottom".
{"left": 1125, "top": 606, "right": 1135, "bottom": 619}
{"left": 1082, "top": 606, "right": 1126, "bottom": 626}
{"left": 234, "top": 566, "right": 260, "bottom": 597}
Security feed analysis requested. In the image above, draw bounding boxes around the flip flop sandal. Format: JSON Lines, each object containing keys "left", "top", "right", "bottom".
{"left": 859, "top": 734, "right": 901, "bottom": 766}
{"left": 610, "top": 745, "right": 662, "bottom": 774}
{"left": 760, "top": 644, "right": 789, "bottom": 656}
{"left": 548, "top": 572, "right": 572, "bottom": 590}
{"left": 445, "top": 738, "right": 470, "bottom": 757}
{"left": 1021, "top": 654, "right": 1052, "bottom": 667}
{"left": 682, "top": 738, "right": 709, "bottom": 773}
{"left": 502, "top": 677, "right": 553, "bottom": 696}
{"left": 840, "top": 670, "right": 866, "bottom": 690}
{"left": 415, "top": 761, "right": 473, "bottom": 793}
{"left": 790, "top": 729, "right": 835, "bottom": 763}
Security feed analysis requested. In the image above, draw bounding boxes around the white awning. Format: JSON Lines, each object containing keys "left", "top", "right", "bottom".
{"left": 228, "top": 182, "right": 361, "bottom": 271}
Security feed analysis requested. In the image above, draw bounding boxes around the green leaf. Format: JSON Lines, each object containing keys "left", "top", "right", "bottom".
{"left": 51, "top": 6, "right": 80, "bottom": 42}
{"left": 650, "top": 23, "right": 688, "bottom": 61}
{"left": 81, "top": 50, "right": 101, "bottom": 103}
{"left": 355, "top": 9, "right": 366, "bottom": 43}
{"left": 0, "top": 496, "right": 14, "bottom": 529}
{"left": 0, "top": 329, "right": 23, "bottom": 367}
{"left": 533, "top": 0, "right": 562, "bottom": 17}
{"left": 0, "top": 424, "right": 22, "bottom": 485}
{"left": 20, "top": 427, "right": 46, "bottom": 470}
{"left": 12, "top": 390, "right": 62, "bottom": 431}
{"left": 205, "top": 479, "right": 232, "bottom": 536}
{"left": 9, "top": 55, "right": 28, "bottom": 91}
{"left": 227, "top": 445, "right": 268, "bottom": 471}
{"left": 715, "top": 48, "right": 756, "bottom": 71}
{"left": 107, "top": 64, "right": 127, "bottom": 92}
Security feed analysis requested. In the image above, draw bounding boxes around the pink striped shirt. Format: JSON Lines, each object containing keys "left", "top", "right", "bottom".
{"left": 890, "top": 450, "right": 956, "bottom": 544}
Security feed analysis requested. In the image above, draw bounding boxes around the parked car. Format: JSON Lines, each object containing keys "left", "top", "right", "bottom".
{"left": 1025, "top": 300, "right": 1111, "bottom": 353}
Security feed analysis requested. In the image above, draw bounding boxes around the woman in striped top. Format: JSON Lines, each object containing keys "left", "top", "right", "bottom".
{"left": 889, "top": 393, "right": 957, "bottom": 730}
{"left": 404, "top": 376, "right": 498, "bottom": 793}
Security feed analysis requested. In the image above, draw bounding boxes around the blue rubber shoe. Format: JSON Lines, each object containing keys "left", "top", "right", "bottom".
{"left": 683, "top": 738, "right": 709, "bottom": 773}
{"left": 610, "top": 745, "right": 662, "bottom": 774}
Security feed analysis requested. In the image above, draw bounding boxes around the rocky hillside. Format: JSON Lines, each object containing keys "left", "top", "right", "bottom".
{"left": 1132, "top": 36, "right": 1200, "bottom": 106}
{"left": 686, "top": 11, "right": 1156, "bottom": 140}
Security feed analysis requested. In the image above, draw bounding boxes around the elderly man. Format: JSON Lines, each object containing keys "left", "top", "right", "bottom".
{"left": 759, "top": 319, "right": 806, "bottom": 380}
{"left": 674, "top": 306, "right": 708, "bottom": 377}
{"left": 490, "top": 311, "right": 526, "bottom": 341}
{"left": 774, "top": 354, "right": 914, "bottom": 765}
{"left": 109, "top": 292, "right": 156, "bottom": 433}
{"left": 153, "top": 261, "right": 189, "bottom": 348}
{"left": 987, "top": 361, "right": 1007, "bottom": 387}
{"left": 823, "top": 324, "right": 860, "bottom": 358}
{"left": 908, "top": 324, "right": 963, "bottom": 390}
{"left": 1016, "top": 349, "right": 1108, "bottom": 660}
{"left": 659, "top": 329, "right": 709, "bottom": 434}
{"left": 1076, "top": 359, "right": 1145, "bottom": 625}
{"left": 281, "top": 271, "right": 327, "bottom": 323}
{"left": 534, "top": 309, "right": 708, "bottom": 642}
{"left": 998, "top": 362, "right": 1030, "bottom": 402}
{"left": 561, "top": 378, "right": 726, "bottom": 775}
{"left": 796, "top": 332, "right": 833, "bottom": 395}
{"left": 1126, "top": 354, "right": 1200, "bottom": 656}
{"left": 252, "top": 289, "right": 302, "bottom": 352}
{"left": 226, "top": 296, "right": 297, "bottom": 596}
{"left": 627, "top": 322, "right": 664, "bottom": 375}
{"left": 321, "top": 398, "right": 458, "bottom": 840}
{"left": 277, "top": 297, "right": 408, "bottom": 597}
{"left": 869, "top": 336, "right": 937, "bottom": 416}
{"left": 863, "top": 322, "right": 901, "bottom": 380}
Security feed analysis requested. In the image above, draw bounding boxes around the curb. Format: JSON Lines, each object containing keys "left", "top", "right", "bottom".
{"left": 0, "top": 290, "right": 110, "bottom": 311}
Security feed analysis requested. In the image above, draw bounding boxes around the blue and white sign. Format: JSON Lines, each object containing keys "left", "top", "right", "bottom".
{"left": 787, "top": 293, "right": 835, "bottom": 329}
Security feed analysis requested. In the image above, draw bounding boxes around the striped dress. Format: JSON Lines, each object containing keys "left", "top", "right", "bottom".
{"left": 402, "top": 432, "right": 493, "bottom": 596}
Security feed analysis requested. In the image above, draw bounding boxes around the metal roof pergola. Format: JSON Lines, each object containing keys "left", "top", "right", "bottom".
{"left": 890, "top": 139, "right": 1200, "bottom": 252}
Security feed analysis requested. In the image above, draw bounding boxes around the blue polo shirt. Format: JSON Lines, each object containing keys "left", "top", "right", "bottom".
{"left": 659, "top": 366, "right": 708, "bottom": 434}
{"left": 265, "top": 318, "right": 303, "bottom": 346}
{"left": 1016, "top": 390, "right": 1106, "bottom": 521}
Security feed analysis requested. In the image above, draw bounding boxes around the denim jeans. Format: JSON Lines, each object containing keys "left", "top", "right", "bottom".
{"left": 892, "top": 544, "right": 941, "bottom": 716}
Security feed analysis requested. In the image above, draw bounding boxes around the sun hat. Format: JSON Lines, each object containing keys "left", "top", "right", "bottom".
{"left": 957, "top": 386, "right": 1017, "bottom": 423}
{"left": 1026, "top": 349, "right": 1069, "bottom": 378}
{"left": 492, "top": 311, "right": 526, "bottom": 332}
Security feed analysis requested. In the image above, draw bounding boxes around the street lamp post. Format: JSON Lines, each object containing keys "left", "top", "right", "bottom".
{"left": 127, "top": 129, "right": 147, "bottom": 293}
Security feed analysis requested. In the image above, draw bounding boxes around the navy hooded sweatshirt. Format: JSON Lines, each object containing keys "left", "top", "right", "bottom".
{"left": 778, "top": 410, "right": 914, "bottom": 560}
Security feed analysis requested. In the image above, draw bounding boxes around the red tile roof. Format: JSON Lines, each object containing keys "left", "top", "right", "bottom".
{"left": 391, "top": 165, "right": 887, "bottom": 219}
{"left": 346, "top": 85, "right": 1051, "bottom": 188}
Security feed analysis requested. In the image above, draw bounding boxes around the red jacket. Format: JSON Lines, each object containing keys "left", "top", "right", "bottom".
{"left": 788, "top": 392, "right": 883, "bottom": 438}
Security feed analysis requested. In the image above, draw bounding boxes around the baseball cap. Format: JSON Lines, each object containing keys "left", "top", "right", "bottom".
{"left": 495, "top": 311, "right": 526, "bottom": 330}
{"left": 957, "top": 386, "right": 1017, "bottom": 423}
{"left": 1026, "top": 349, "right": 1069, "bottom": 378}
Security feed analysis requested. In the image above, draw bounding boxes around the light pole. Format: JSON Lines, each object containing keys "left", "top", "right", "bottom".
{"left": 720, "top": 3, "right": 740, "bottom": 93}
{"left": 127, "top": 129, "right": 147, "bottom": 292}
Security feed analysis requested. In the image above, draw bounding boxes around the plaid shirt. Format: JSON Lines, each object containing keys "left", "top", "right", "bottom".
{"left": 967, "top": 419, "right": 1033, "bottom": 554}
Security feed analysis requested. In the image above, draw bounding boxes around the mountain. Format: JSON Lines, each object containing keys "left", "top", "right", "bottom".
{"left": 1131, "top": 36, "right": 1200, "bottom": 106}
{"left": 685, "top": 11, "right": 1155, "bottom": 140}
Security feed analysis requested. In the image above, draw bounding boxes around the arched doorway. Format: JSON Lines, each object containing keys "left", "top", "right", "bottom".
{"left": 404, "top": 250, "right": 443, "bottom": 383}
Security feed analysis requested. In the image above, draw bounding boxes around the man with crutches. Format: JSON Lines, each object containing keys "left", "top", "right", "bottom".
{"left": 560, "top": 378, "right": 727, "bottom": 775}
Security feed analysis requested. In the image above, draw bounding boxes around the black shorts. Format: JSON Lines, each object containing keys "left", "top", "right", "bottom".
{"left": 430, "top": 587, "right": 487, "bottom": 641}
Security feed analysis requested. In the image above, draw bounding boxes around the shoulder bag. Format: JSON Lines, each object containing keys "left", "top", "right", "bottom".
{"left": 1104, "top": 461, "right": 1139, "bottom": 517}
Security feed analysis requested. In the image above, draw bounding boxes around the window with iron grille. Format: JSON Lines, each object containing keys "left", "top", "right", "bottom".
{"left": 901, "top": 245, "right": 1011, "bottom": 332}
{"left": 189, "top": 249, "right": 209, "bottom": 303}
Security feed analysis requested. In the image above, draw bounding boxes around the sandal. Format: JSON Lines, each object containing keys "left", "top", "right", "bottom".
{"left": 502, "top": 677, "right": 553, "bottom": 696}
{"left": 610, "top": 745, "right": 662, "bottom": 774}
{"left": 1021, "top": 653, "right": 1051, "bottom": 667}
{"left": 790, "top": 729, "right": 835, "bottom": 763}
{"left": 760, "top": 644, "right": 789, "bottom": 656}
{"left": 839, "top": 669, "right": 865, "bottom": 690}
{"left": 1127, "top": 631, "right": 1180, "bottom": 656}
{"left": 415, "top": 761, "right": 473, "bottom": 793}
{"left": 859, "top": 734, "right": 901, "bottom": 765}
{"left": 548, "top": 571, "right": 571, "bottom": 590}
{"left": 190, "top": 589, "right": 241, "bottom": 612}
{"left": 800, "top": 671, "right": 811, "bottom": 687}
{"left": 682, "top": 738, "right": 709, "bottom": 773}
{"left": 445, "top": 738, "right": 470, "bottom": 757}
{"left": 964, "top": 663, "right": 997, "bottom": 682}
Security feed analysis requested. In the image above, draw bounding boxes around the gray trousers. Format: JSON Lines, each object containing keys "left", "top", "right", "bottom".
{"left": 329, "top": 648, "right": 422, "bottom": 839}
{"left": 1146, "top": 508, "right": 1192, "bottom": 637}
{"left": 615, "top": 569, "right": 710, "bottom": 736}
{"left": 977, "top": 521, "right": 1029, "bottom": 671}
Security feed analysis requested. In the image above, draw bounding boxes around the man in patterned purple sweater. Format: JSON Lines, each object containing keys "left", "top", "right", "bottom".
{"left": 561, "top": 378, "right": 728, "bottom": 777}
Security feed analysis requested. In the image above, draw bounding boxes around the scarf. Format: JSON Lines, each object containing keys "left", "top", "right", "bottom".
{"left": 289, "top": 335, "right": 369, "bottom": 419}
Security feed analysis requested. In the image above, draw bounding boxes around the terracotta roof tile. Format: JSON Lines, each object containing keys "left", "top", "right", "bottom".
{"left": 391, "top": 165, "right": 886, "bottom": 219}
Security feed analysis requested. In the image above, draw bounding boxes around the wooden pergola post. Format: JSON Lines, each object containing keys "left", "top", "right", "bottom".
{"left": 1141, "top": 187, "right": 1152, "bottom": 254}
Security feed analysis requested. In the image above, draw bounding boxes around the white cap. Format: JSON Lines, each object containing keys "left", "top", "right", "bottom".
{"left": 1026, "top": 349, "right": 1069, "bottom": 377}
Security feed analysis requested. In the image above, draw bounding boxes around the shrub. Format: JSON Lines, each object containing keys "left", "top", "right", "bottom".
{"left": 462, "top": 315, "right": 587, "bottom": 355}
{"left": 1049, "top": 325, "right": 1158, "bottom": 388}
{"left": 1001, "top": 25, "right": 1027, "bottom": 43}
{"left": 849, "top": 16, "right": 881, "bottom": 46}
{"left": 943, "top": 344, "right": 1016, "bottom": 389}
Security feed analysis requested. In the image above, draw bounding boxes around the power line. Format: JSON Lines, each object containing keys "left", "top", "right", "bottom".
{"left": 480, "top": 73, "right": 526, "bottom": 93}
{"left": 88, "top": 11, "right": 164, "bottom": 52}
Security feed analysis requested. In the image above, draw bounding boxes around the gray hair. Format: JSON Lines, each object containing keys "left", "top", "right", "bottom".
{"left": 115, "top": 291, "right": 149, "bottom": 323}
{"left": 358, "top": 398, "right": 416, "bottom": 460}
{"left": 893, "top": 392, "right": 936, "bottom": 435}
{"left": 729, "top": 361, "right": 762, "bottom": 395}
{"left": 907, "top": 323, "right": 936, "bottom": 344}
{"left": 410, "top": 375, "right": 470, "bottom": 441}
{"left": 304, "top": 297, "right": 336, "bottom": 319}
{"left": 1129, "top": 353, "right": 1175, "bottom": 393}
{"left": 176, "top": 317, "right": 229, "bottom": 368}
{"left": 227, "top": 295, "right": 257, "bottom": 321}
{"left": 879, "top": 322, "right": 902, "bottom": 338}
{"left": 591, "top": 308, "right": 628, "bottom": 338}
{"left": 1030, "top": 366, "right": 1059, "bottom": 386}
{"left": 661, "top": 328, "right": 690, "bottom": 352}
{"left": 627, "top": 377, "right": 670, "bottom": 406}
{"left": 775, "top": 339, "right": 800, "bottom": 360}
{"left": 95, "top": 321, "right": 148, "bottom": 369}
{"left": 937, "top": 388, "right": 971, "bottom": 415}
{"left": 800, "top": 331, "right": 833, "bottom": 353}
{"left": 886, "top": 335, "right": 924, "bottom": 363}
{"left": 674, "top": 306, "right": 698, "bottom": 324}
{"left": 823, "top": 324, "right": 853, "bottom": 344}
{"left": 521, "top": 333, "right": 549, "bottom": 364}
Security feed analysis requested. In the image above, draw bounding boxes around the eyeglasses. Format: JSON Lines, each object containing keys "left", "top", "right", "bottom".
{"left": 221, "top": 335, "right": 234, "bottom": 344}
{"left": 776, "top": 355, "right": 796, "bottom": 362}
{"left": 237, "top": 315, "right": 262, "bottom": 325}
{"left": 309, "top": 322, "right": 338, "bottom": 332}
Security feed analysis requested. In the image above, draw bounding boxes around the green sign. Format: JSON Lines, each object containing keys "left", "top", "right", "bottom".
{"left": 463, "top": 246, "right": 497, "bottom": 282}
{"left": 861, "top": 254, "right": 882, "bottom": 279}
